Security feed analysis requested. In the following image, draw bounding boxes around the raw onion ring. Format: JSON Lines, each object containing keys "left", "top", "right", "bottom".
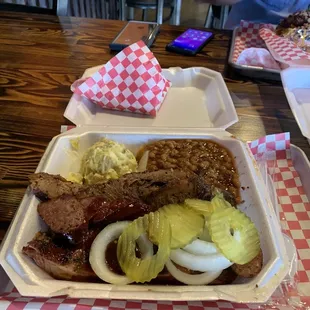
{"left": 170, "top": 249, "right": 232, "bottom": 272}
{"left": 89, "top": 221, "right": 153, "bottom": 284}
{"left": 165, "top": 259, "right": 222, "bottom": 285}
{"left": 183, "top": 239, "right": 219, "bottom": 255}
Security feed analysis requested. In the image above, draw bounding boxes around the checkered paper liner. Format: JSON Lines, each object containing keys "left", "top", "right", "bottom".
{"left": 232, "top": 21, "right": 310, "bottom": 69}
{"left": 1, "top": 130, "right": 310, "bottom": 310}
{"left": 72, "top": 41, "right": 171, "bottom": 117}
{"left": 232, "top": 20, "right": 274, "bottom": 64}
{"left": 259, "top": 27, "right": 310, "bottom": 66}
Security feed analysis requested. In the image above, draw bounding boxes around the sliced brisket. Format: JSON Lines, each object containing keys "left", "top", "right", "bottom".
{"left": 29, "top": 173, "right": 107, "bottom": 201}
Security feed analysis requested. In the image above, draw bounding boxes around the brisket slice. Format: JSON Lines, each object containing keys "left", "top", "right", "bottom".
{"left": 38, "top": 197, "right": 152, "bottom": 244}
{"left": 30, "top": 170, "right": 236, "bottom": 206}
{"left": 29, "top": 173, "right": 83, "bottom": 201}
{"left": 22, "top": 231, "right": 98, "bottom": 282}
{"left": 29, "top": 173, "right": 107, "bottom": 201}
{"left": 92, "top": 170, "right": 213, "bottom": 207}
{"left": 29, "top": 170, "right": 211, "bottom": 202}
{"left": 37, "top": 195, "right": 89, "bottom": 235}
{"left": 36, "top": 170, "right": 235, "bottom": 244}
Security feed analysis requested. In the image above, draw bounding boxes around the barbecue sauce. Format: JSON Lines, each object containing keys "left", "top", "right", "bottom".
{"left": 105, "top": 240, "right": 142, "bottom": 275}
{"left": 105, "top": 240, "right": 124, "bottom": 275}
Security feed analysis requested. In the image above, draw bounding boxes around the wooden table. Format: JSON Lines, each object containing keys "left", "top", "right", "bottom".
{"left": 0, "top": 11, "right": 309, "bottom": 242}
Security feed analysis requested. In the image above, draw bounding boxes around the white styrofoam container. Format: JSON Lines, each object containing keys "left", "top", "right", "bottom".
{"left": 65, "top": 66, "right": 238, "bottom": 130}
{"left": 0, "top": 67, "right": 288, "bottom": 303}
{"left": 281, "top": 67, "right": 310, "bottom": 140}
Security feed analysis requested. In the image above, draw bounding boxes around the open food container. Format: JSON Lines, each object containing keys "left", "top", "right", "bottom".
{"left": 0, "top": 67, "right": 288, "bottom": 303}
{"left": 281, "top": 67, "right": 310, "bottom": 144}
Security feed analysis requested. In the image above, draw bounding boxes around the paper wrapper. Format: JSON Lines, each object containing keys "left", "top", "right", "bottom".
{"left": 1, "top": 130, "right": 310, "bottom": 310}
{"left": 237, "top": 47, "right": 281, "bottom": 70}
{"left": 72, "top": 41, "right": 171, "bottom": 117}
{"left": 259, "top": 27, "right": 310, "bottom": 67}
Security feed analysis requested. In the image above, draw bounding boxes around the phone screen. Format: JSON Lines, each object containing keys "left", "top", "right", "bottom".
{"left": 114, "top": 22, "right": 158, "bottom": 45}
{"left": 170, "top": 28, "right": 213, "bottom": 52}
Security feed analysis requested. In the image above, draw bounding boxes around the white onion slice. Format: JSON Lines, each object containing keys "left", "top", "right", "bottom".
{"left": 183, "top": 239, "right": 218, "bottom": 255}
{"left": 170, "top": 249, "right": 233, "bottom": 272}
{"left": 166, "top": 259, "right": 222, "bottom": 285}
{"left": 89, "top": 221, "right": 153, "bottom": 284}
{"left": 138, "top": 151, "right": 149, "bottom": 172}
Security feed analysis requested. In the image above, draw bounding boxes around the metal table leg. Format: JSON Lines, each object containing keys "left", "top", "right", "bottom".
{"left": 120, "top": 0, "right": 126, "bottom": 20}
{"left": 204, "top": 4, "right": 213, "bottom": 28}
{"left": 128, "top": 6, "right": 134, "bottom": 19}
{"left": 56, "top": 0, "right": 69, "bottom": 15}
{"left": 156, "top": 0, "right": 164, "bottom": 24}
{"left": 219, "top": 5, "right": 229, "bottom": 29}
{"left": 171, "top": 0, "right": 182, "bottom": 25}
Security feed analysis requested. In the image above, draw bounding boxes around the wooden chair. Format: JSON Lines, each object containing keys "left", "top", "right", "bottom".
{"left": 119, "top": 0, "right": 182, "bottom": 25}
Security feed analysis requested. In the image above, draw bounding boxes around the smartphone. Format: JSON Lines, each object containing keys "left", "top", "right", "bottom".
{"left": 110, "top": 21, "right": 160, "bottom": 51}
{"left": 166, "top": 28, "right": 214, "bottom": 56}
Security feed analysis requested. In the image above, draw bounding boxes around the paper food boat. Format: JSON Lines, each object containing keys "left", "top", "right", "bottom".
{"left": 0, "top": 67, "right": 288, "bottom": 303}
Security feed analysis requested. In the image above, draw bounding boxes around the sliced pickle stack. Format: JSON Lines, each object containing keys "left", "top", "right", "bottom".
{"left": 117, "top": 211, "right": 171, "bottom": 283}
{"left": 91, "top": 195, "right": 261, "bottom": 285}
{"left": 159, "top": 204, "right": 205, "bottom": 249}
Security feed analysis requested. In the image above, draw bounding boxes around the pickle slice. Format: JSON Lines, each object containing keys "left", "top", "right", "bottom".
{"left": 185, "top": 194, "right": 231, "bottom": 218}
{"left": 117, "top": 211, "right": 171, "bottom": 283}
{"left": 199, "top": 222, "right": 212, "bottom": 242}
{"left": 160, "top": 204, "right": 204, "bottom": 249}
{"left": 184, "top": 199, "right": 212, "bottom": 217}
{"left": 209, "top": 207, "right": 260, "bottom": 265}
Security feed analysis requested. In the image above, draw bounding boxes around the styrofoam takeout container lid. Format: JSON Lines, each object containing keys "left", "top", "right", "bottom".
{"left": 64, "top": 67, "right": 238, "bottom": 130}
{"left": 0, "top": 67, "right": 288, "bottom": 303}
{"left": 281, "top": 67, "right": 310, "bottom": 140}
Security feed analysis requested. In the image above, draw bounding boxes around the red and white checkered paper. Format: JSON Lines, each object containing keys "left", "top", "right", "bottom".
{"left": 1, "top": 131, "right": 310, "bottom": 310}
{"left": 232, "top": 20, "right": 310, "bottom": 69}
{"left": 72, "top": 41, "right": 171, "bottom": 117}
{"left": 232, "top": 20, "right": 274, "bottom": 64}
{"left": 259, "top": 28, "right": 310, "bottom": 66}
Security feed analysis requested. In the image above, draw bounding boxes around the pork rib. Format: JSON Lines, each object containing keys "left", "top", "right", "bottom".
{"left": 22, "top": 232, "right": 98, "bottom": 282}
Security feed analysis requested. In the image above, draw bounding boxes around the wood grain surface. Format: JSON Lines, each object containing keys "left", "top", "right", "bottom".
{"left": 0, "top": 11, "right": 309, "bottom": 242}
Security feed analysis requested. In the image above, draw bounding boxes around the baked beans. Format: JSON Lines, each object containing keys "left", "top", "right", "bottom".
{"left": 140, "top": 139, "right": 240, "bottom": 203}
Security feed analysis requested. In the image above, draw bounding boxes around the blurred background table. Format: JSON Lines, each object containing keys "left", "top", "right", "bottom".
{"left": 0, "top": 11, "right": 309, "bottom": 242}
